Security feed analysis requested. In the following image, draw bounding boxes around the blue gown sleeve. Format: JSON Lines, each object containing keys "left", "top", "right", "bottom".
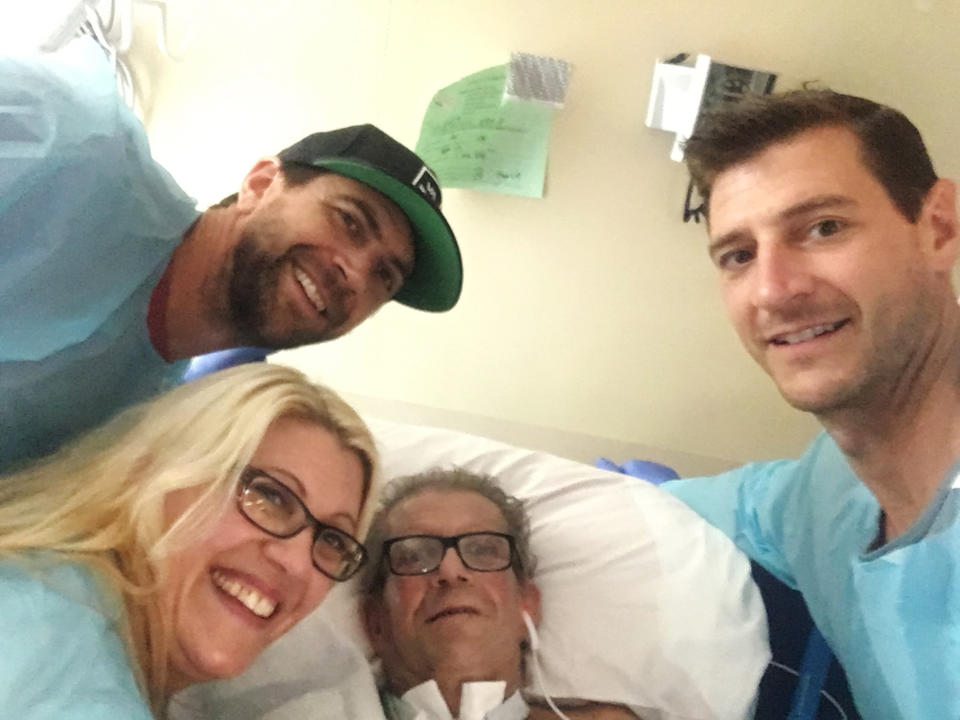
{"left": 0, "top": 563, "right": 154, "bottom": 720}
{"left": 0, "top": 39, "right": 197, "bottom": 362}
{"left": 663, "top": 457, "right": 803, "bottom": 588}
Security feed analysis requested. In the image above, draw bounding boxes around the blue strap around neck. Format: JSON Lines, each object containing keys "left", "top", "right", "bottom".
{"left": 787, "top": 626, "right": 834, "bottom": 720}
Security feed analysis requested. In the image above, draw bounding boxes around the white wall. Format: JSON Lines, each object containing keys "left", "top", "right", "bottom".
{"left": 129, "top": 0, "right": 960, "bottom": 474}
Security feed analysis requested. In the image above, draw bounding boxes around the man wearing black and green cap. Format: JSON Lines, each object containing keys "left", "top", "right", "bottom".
{"left": 169, "top": 122, "right": 461, "bottom": 355}
{"left": 0, "top": 39, "right": 461, "bottom": 472}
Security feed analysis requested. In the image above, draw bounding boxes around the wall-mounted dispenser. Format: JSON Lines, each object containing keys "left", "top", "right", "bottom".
{"left": 645, "top": 53, "right": 777, "bottom": 162}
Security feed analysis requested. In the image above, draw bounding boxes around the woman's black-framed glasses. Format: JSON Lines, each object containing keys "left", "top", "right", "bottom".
{"left": 383, "top": 532, "right": 516, "bottom": 576}
{"left": 237, "top": 467, "right": 367, "bottom": 581}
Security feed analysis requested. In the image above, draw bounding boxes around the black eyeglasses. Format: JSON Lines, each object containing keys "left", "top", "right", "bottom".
{"left": 383, "top": 532, "right": 516, "bottom": 576}
{"left": 237, "top": 467, "right": 367, "bottom": 581}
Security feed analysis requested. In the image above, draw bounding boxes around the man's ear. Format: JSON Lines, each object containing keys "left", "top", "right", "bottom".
{"left": 520, "top": 580, "right": 542, "bottom": 629}
{"left": 236, "top": 157, "right": 282, "bottom": 212}
{"left": 919, "top": 178, "right": 959, "bottom": 273}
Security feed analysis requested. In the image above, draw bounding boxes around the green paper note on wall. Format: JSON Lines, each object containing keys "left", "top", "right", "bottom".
{"left": 415, "top": 65, "right": 555, "bottom": 198}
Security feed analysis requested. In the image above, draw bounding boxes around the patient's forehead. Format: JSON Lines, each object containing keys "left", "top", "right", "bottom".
{"left": 385, "top": 489, "right": 508, "bottom": 537}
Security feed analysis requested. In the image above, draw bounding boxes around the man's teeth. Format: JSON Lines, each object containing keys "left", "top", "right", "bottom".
{"left": 293, "top": 267, "right": 326, "bottom": 314}
{"left": 212, "top": 570, "right": 277, "bottom": 618}
{"left": 775, "top": 321, "right": 844, "bottom": 345}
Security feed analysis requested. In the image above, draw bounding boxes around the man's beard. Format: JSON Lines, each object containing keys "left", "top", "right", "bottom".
{"left": 226, "top": 232, "right": 350, "bottom": 349}
{"left": 779, "top": 281, "right": 941, "bottom": 417}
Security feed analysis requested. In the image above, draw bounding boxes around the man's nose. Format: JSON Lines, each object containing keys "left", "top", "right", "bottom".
{"left": 334, "top": 246, "right": 379, "bottom": 292}
{"left": 750, "top": 243, "right": 814, "bottom": 311}
{"left": 434, "top": 546, "right": 470, "bottom": 583}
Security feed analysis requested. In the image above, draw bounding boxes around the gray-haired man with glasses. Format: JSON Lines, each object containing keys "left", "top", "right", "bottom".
{"left": 360, "top": 468, "right": 642, "bottom": 720}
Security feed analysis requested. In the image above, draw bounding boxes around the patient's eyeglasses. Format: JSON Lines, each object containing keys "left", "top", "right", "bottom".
{"left": 383, "top": 532, "right": 516, "bottom": 576}
{"left": 237, "top": 467, "right": 367, "bottom": 581}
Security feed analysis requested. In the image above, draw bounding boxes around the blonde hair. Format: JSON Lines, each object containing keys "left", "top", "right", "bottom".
{"left": 0, "top": 363, "right": 378, "bottom": 716}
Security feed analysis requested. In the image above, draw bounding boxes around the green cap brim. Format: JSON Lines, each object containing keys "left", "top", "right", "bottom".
{"left": 312, "top": 158, "right": 462, "bottom": 312}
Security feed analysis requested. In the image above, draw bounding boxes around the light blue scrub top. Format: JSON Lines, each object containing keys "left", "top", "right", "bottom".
{"left": 0, "top": 560, "right": 153, "bottom": 719}
{"left": 665, "top": 432, "right": 960, "bottom": 719}
{"left": 0, "top": 39, "right": 199, "bottom": 471}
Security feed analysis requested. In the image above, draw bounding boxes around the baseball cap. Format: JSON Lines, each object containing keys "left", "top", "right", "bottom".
{"left": 276, "top": 124, "right": 462, "bottom": 311}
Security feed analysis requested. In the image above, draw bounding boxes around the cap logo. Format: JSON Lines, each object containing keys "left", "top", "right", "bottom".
{"left": 412, "top": 166, "right": 441, "bottom": 206}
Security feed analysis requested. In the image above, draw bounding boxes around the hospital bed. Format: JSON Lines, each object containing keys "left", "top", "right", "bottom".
{"left": 176, "top": 348, "right": 857, "bottom": 720}
{"left": 172, "top": 414, "right": 775, "bottom": 720}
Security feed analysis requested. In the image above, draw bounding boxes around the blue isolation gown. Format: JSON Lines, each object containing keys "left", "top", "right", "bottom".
{"left": 0, "top": 39, "right": 199, "bottom": 471}
{"left": 665, "top": 432, "right": 960, "bottom": 719}
{"left": 0, "top": 560, "right": 153, "bottom": 719}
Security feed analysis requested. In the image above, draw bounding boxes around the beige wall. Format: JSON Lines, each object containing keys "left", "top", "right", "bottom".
{"left": 129, "top": 0, "right": 960, "bottom": 473}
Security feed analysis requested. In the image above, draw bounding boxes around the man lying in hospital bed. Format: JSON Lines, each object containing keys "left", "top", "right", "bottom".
{"left": 362, "top": 467, "right": 641, "bottom": 720}
{"left": 171, "top": 417, "right": 769, "bottom": 720}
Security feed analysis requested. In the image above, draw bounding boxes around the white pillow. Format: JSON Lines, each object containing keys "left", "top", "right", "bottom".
{"left": 173, "top": 417, "right": 768, "bottom": 720}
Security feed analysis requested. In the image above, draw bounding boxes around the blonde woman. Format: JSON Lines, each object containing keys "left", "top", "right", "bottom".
{"left": 0, "top": 363, "right": 379, "bottom": 719}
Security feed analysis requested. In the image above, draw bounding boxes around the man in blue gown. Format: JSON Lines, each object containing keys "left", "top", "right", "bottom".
{"left": 665, "top": 90, "right": 960, "bottom": 718}
{"left": 0, "top": 39, "right": 462, "bottom": 472}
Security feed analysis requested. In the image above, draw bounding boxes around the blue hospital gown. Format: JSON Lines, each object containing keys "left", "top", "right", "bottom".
{"left": 0, "top": 39, "right": 199, "bottom": 471}
{"left": 0, "top": 560, "right": 153, "bottom": 719}
{"left": 665, "top": 432, "right": 960, "bottom": 719}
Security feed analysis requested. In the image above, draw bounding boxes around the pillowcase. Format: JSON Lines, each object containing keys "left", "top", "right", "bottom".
{"left": 172, "top": 416, "right": 769, "bottom": 720}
